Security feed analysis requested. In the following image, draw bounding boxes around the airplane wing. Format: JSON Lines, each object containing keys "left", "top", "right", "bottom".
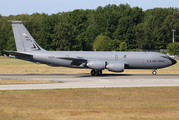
{"left": 56, "top": 57, "right": 87, "bottom": 66}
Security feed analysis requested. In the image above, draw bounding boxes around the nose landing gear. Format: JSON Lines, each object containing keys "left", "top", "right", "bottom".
{"left": 152, "top": 69, "right": 157, "bottom": 75}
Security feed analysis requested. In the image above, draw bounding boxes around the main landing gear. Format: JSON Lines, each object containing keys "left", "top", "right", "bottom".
{"left": 91, "top": 69, "right": 102, "bottom": 76}
{"left": 152, "top": 69, "right": 157, "bottom": 75}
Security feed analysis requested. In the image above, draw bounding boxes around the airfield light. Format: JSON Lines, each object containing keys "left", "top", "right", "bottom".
{"left": 171, "top": 29, "right": 176, "bottom": 43}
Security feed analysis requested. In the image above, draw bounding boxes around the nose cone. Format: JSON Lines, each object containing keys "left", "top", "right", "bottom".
{"left": 170, "top": 58, "right": 177, "bottom": 65}
{"left": 172, "top": 59, "right": 177, "bottom": 65}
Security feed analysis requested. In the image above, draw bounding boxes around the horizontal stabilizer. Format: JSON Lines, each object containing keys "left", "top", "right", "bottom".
{"left": 4, "top": 50, "right": 32, "bottom": 56}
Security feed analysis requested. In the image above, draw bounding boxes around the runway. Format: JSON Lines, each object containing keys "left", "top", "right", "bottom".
{"left": 0, "top": 73, "right": 179, "bottom": 90}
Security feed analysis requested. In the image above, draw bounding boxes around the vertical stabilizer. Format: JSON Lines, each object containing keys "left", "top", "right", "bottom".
{"left": 10, "top": 21, "right": 46, "bottom": 52}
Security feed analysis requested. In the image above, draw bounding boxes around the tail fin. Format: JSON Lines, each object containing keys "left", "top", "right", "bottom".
{"left": 10, "top": 21, "right": 46, "bottom": 52}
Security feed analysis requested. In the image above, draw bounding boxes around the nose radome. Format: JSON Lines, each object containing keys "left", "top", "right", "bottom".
{"left": 172, "top": 59, "right": 177, "bottom": 65}
{"left": 170, "top": 58, "right": 177, "bottom": 65}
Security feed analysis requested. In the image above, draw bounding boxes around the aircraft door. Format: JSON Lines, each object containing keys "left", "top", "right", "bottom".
{"left": 115, "top": 55, "right": 118, "bottom": 61}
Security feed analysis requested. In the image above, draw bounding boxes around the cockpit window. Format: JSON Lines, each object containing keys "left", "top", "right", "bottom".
{"left": 162, "top": 56, "right": 170, "bottom": 59}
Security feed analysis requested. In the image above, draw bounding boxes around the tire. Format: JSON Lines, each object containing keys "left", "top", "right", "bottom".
{"left": 91, "top": 70, "right": 96, "bottom": 76}
{"left": 97, "top": 70, "right": 102, "bottom": 76}
{"left": 152, "top": 71, "right": 157, "bottom": 75}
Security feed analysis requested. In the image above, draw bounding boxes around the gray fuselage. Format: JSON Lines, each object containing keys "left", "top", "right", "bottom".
{"left": 29, "top": 51, "right": 175, "bottom": 70}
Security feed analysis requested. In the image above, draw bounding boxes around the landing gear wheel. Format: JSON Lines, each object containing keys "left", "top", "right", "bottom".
{"left": 152, "top": 70, "right": 157, "bottom": 75}
{"left": 91, "top": 70, "right": 96, "bottom": 76}
{"left": 97, "top": 70, "right": 102, "bottom": 76}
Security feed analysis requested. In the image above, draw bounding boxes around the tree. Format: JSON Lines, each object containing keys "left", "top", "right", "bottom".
{"left": 78, "top": 24, "right": 100, "bottom": 51}
{"left": 51, "top": 22, "right": 74, "bottom": 51}
{"left": 112, "top": 5, "right": 144, "bottom": 49}
{"left": 5, "top": 36, "right": 16, "bottom": 51}
{"left": 167, "top": 42, "right": 179, "bottom": 55}
{"left": 66, "top": 9, "right": 92, "bottom": 50}
{"left": 0, "top": 18, "right": 15, "bottom": 54}
{"left": 134, "top": 8, "right": 174, "bottom": 49}
{"left": 0, "top": 19, "right": 4, "bottom": 53}
{"left": 161, "top": 11, "right": 179, "bottom": 47}
{"left": 93, "top": 34, "right": 120, "bottom": 51}
{"left": 28, "top": 13, "right": 45, "bottom": 47}
{"left": 119, "top": 42, "right": 127, "bottom": 51}
{"left": 41, "top": 13, "right": 60, "bottom": 50}
{"left": 93, "top": 34, "right": 113, "bottom": 51}
{"left": 1, "top": 5, "right": 179, "bottom": 55}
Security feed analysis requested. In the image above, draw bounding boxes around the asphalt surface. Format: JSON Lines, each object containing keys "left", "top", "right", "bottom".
{"left": 0, "top": 73, "right": 179, "bottom": 90}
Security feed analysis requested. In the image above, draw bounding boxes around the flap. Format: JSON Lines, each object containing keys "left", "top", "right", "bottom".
{"left": 56, "top": 57, "right": 87, "bottom": 62}
{"left": 56, "top": 57, "right": 87, "bottom": 66}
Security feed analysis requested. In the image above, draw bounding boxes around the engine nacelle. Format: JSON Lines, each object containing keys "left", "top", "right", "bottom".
{"left": 106, "top": 62, "right": 124, "bottom": 72}
{"left": 87, "top": 60, "right": 106, "bottom": 70}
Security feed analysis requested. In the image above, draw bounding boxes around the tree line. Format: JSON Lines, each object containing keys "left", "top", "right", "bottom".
{"left": 0, "top": 4, "right": 179, "bottom": 55}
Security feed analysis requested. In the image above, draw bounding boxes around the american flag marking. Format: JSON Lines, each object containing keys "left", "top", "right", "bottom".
{"left": 23, "top": 33, "right": 28, "bottom": 36}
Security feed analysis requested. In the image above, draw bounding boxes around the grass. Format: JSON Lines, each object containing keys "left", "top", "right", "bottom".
{"left": 0, "top": 79, "right": 61, "bottom": 85}
{"left": 0, "top": 56, "right": 179, "bottom": 74}
{"left": 0, "top": 87, "right": 179, "bottom": 120}
{"left": 0, "top": 56, "right": 84, "bottom": 74}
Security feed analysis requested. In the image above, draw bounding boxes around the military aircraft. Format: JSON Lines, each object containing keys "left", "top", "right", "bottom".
{"left": 4, "top": 21, "right": 177, "bottom": 76}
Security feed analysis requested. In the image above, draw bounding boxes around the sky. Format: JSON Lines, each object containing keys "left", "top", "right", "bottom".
{"left": 0, "top": 0, "right": 179, "bottom": 16}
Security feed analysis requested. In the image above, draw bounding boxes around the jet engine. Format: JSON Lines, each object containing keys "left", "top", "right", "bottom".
{"left": 87, "top": 60, "right": 106, "bottom": 70}
{"left": 106, "top": 62, "right": 124, "bottom": 72}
